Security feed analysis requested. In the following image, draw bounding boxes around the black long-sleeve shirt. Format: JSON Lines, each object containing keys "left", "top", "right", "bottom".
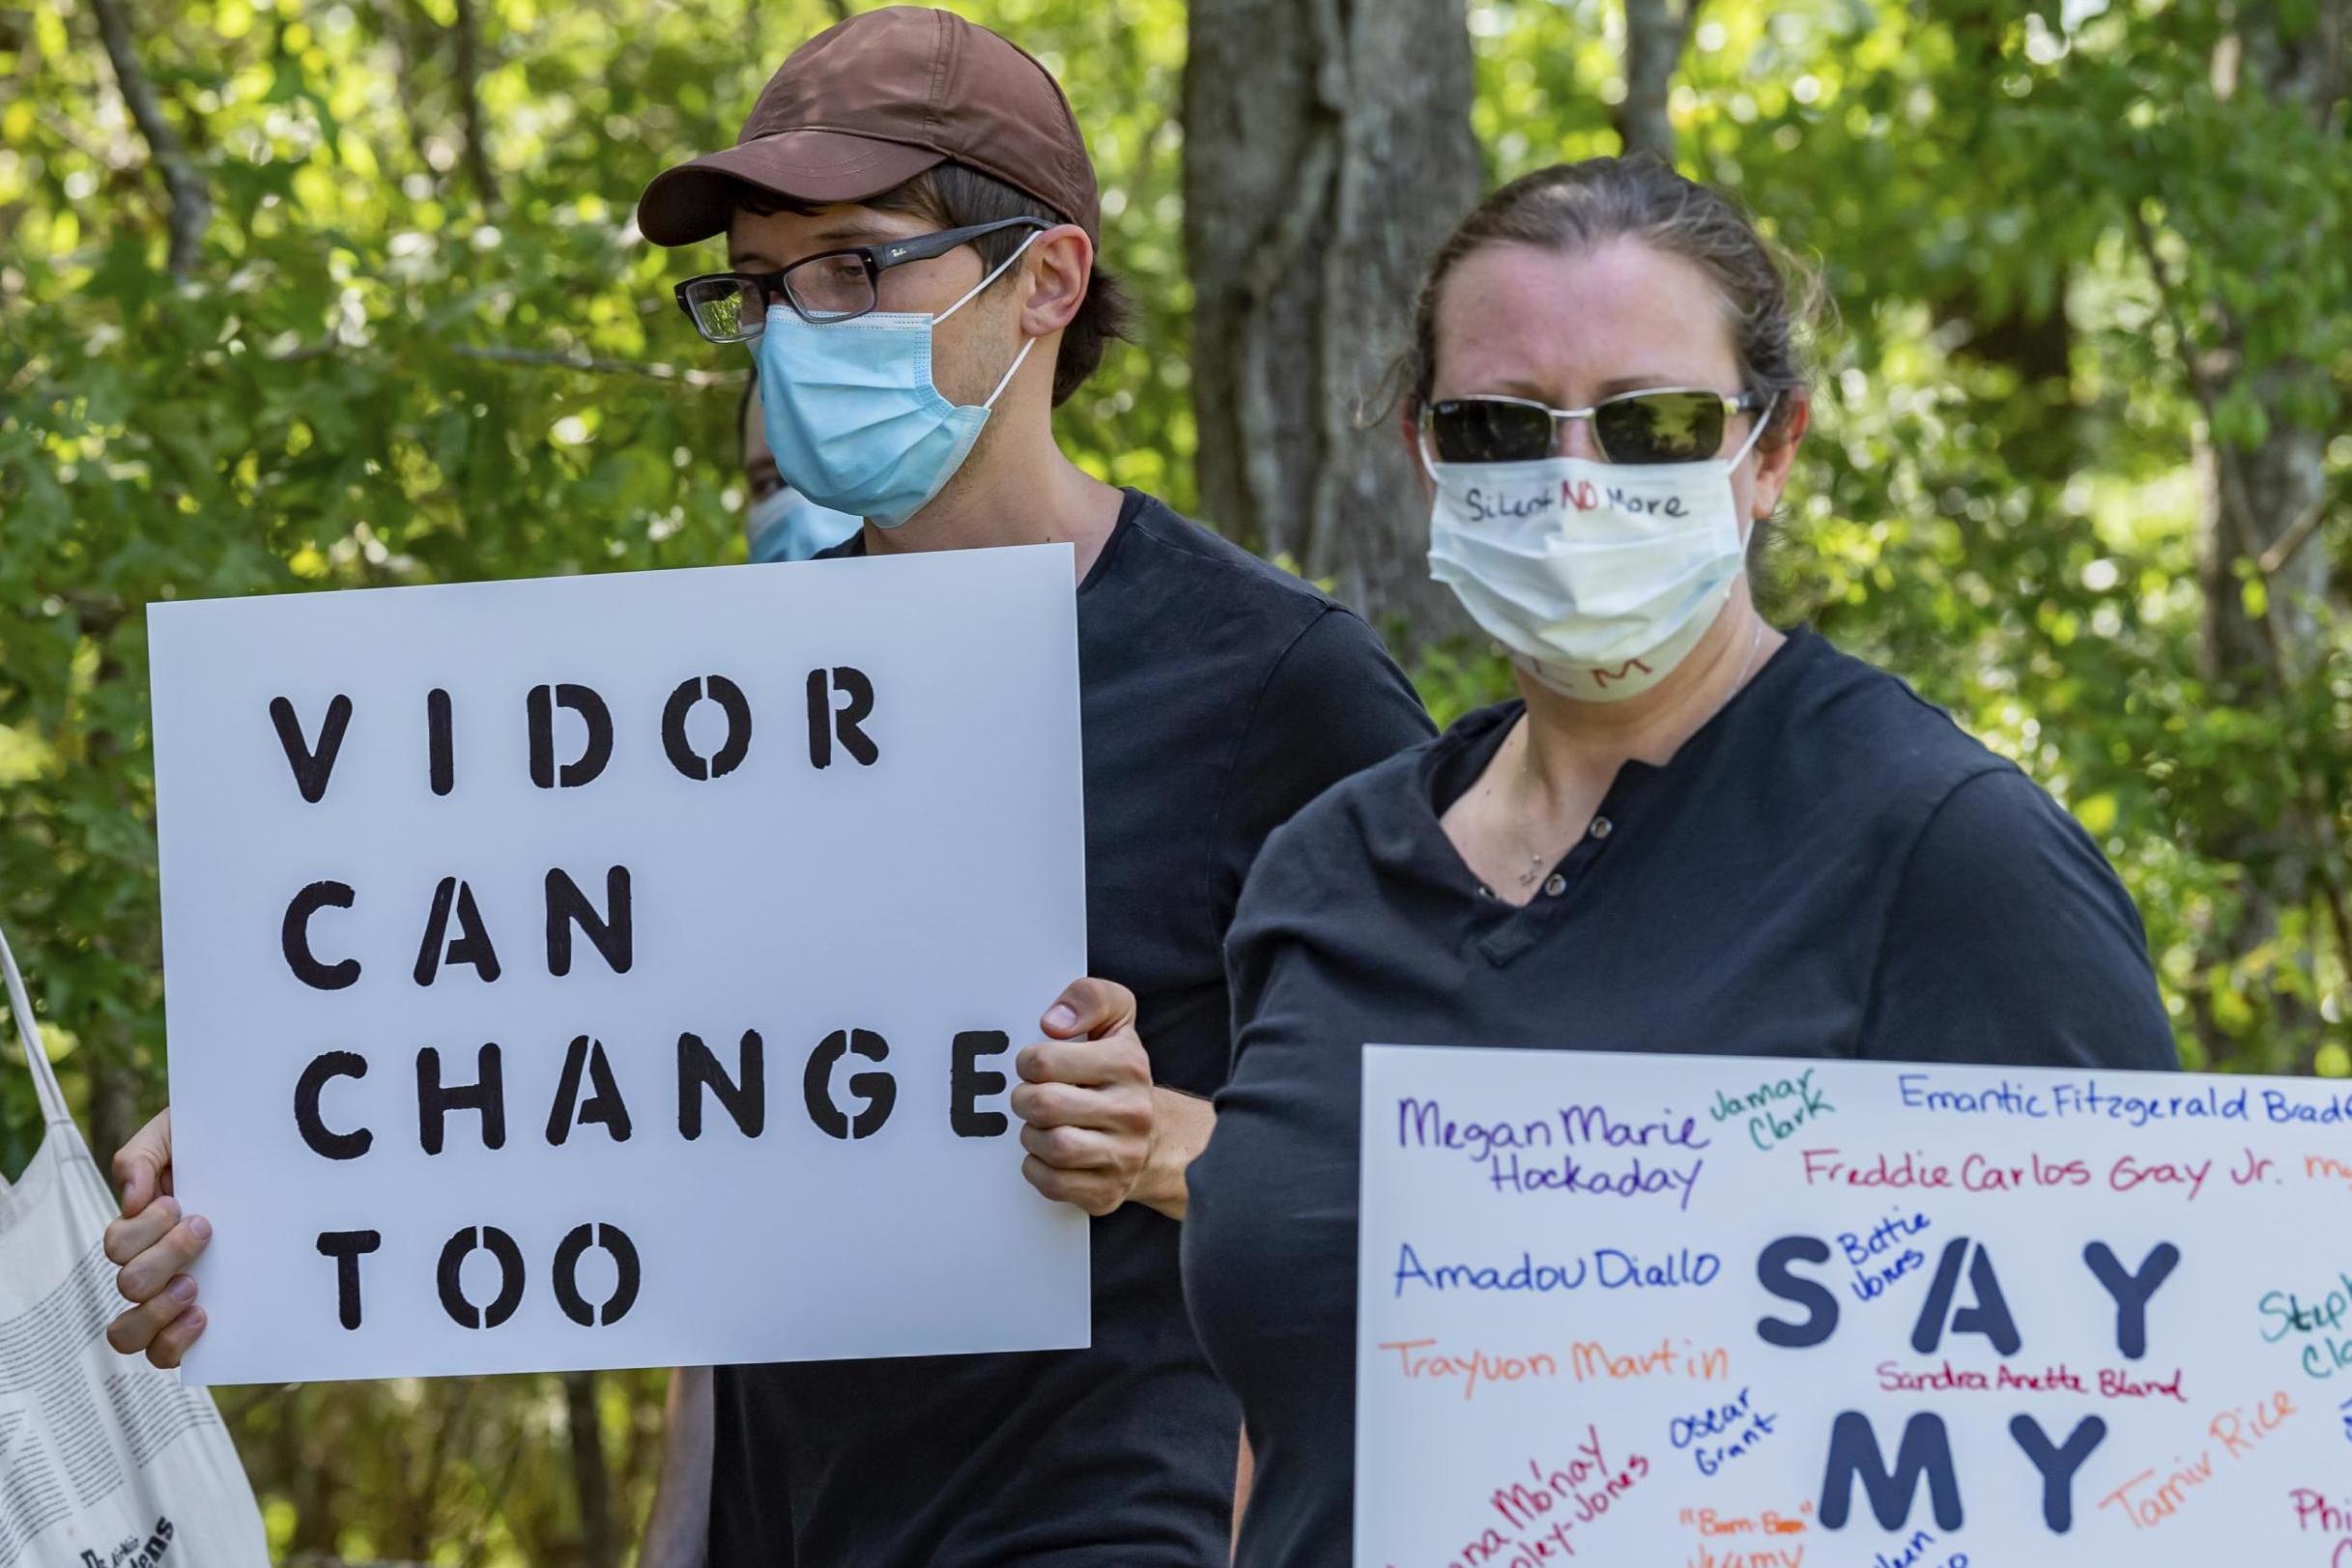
{"left": 707, "top": 487, "right": 1436, "bottom": 1567}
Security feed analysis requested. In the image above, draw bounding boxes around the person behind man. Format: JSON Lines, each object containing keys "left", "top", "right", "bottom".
{"left": 739, "top": 366, "right": 861, "bottom": 562}
{"left": 627, "top": 363, "right": 856, "bottom": 1568}
{"left": 100, "top": 9, "right": 1435, "bottom": 1566}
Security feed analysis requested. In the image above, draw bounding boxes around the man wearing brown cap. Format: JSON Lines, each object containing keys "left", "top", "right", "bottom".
{"left": 640, "top": 10, "right": 1430, "bottom": 1565}
{"left": 101, "top": 8, "right": 1431, "bottom": 1565}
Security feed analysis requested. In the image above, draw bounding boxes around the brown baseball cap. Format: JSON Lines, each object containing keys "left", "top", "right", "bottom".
{"left": 637, "top": 6, "right": 1100, "bottom": 249}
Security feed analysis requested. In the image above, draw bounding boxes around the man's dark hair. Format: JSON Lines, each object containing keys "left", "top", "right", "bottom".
{"left": 738, "top": 161, "right": 1133, "bottom": 407}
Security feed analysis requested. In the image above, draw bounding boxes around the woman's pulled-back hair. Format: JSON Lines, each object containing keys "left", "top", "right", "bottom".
{"left": 1401, "top": 154, "right": 1820, "bottom": 447}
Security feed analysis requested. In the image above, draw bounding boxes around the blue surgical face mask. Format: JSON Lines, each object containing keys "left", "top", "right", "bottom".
{"left": 754, "top": 231, "right": 1041, "bottom": 527}
{"left": 746, "top": 485, "right": 862, "bottom": 563}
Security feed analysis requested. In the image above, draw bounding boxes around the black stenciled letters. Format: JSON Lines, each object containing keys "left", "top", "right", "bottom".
{"left": 678, "top": 1030, "right": 764, "bottom": 1140}
{"left": 552, "top": 1222, "right": 642, "bottom": 1326}
{"left": 314, "top": 1230, "right": 381, "bottom": 1329}
{"left": 2083, "top": 1240, "right": 2181, "bottom": 1360}
{"left": 2009, "top": 1413, "right": 2108, "bottom": 1531}
{"left": 546, "top": 1034, "right": 633, "bottom": 1146}
{"left": 546, "top": 866, "right": 633, "bottom": 977}
{"left": 1911, "top": 1237, "right": 2022, "bottom": 1355}
{"left": 1819, "top": 1411, "right": 1962, "bottom": 1531}
{"left": 437, "top": 1225, "right": 526, "bottom": 1328}
{"left": 270, "top": 694, "right": 353, "bottom": 804}
{"left": 417, "top": 1043, "right": 505, "bottom": 1154}
{"left": 294, "top": 1051, "right": 372, "bottom": 1159}
{"left": 427, "top": 688, "right": 454, "bottom": 796}
{"left": 283, "top": 881, "right": 362, "bottom": 990}
{"left": 1755, "top": 1236, "right": 1839, "bottom": 1348}
{"left": 804, "top": 1028, "right": 895, "bottom": 1140}
{"left": 950, "top": 1031, "right": 1011, "bottom": 1137}
{"left": 414, "top": 876, "right": 502, "bottom": 984}
{"left": 527, "top": 683, "right": 614, "bottom": 789}
{"left": 663, "top": 675, "right": 753, "bottom": 781}
{"left": 806, "top": 667, "right": 878, "bottom": 769}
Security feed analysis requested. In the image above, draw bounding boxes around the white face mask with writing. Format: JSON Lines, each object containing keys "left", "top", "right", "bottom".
{"left": 1424, "top": 406, "right": 1773, "bottom": 702}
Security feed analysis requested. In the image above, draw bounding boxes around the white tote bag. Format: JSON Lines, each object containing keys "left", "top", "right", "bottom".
{"left": 0, "top": 920, "right": 268, "bottom": 1567}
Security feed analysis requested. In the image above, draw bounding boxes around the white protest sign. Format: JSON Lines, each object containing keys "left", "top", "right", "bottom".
{"left": 149, "top": 547, "right": 1089, "bottom": 1386}
{"left": 1357, "top": 1045, "right": 2352, "bottom": 1568}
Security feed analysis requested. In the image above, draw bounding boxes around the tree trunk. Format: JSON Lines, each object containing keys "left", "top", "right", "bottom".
{"left": 1184, "top": 0, "right": 1482, "bottom": 648}
{"left": 86, "top": 1045, "right": 142, "bottom": 1182}
{"left": 564, "top": 1371, "right": 617, "bottom": 1568}
{"left": 1942, "top": 299, "right": 2079, "bottom": 480}
{"left": 2166, "top": 0, "right": 2349, "bottom": 1068}
{"left": 1932, "top": 5, "right": 2079, "bottom": 480}
{"left": 288, "top": 1387, "right": 345, "bottom": 1555}
{"left": 85, "top": 0, "right": 210, "bottom": 276}
{"left": 1616, "top": 0, "right": 1696, "bottom": 163}
{"left": 2195, "top": 6, "right": 2341, "bottom": 684}
{"left": 449, "top": 0, "right": 498, "bottom": 214}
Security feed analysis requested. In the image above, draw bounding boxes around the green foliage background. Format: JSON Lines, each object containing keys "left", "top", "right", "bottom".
{"left": 2, "top": 0, "right": 2347, "bottom": 1558}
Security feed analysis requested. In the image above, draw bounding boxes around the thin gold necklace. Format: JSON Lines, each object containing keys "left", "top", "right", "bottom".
{"left": 1503, "top": 619, "right": 1768, "bottom": 892}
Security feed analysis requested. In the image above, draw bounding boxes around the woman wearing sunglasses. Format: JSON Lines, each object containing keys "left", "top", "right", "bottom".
{"left": 1180, "top": 156, "right": 2177, "bottom": 1565}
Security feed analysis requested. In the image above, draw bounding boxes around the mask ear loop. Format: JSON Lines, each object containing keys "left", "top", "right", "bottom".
{"left": 940, "top": 228, "right": 1047, "bottom": 411}
{"left": 1727, "top": 391, "right": 1783, "bottom": 558}
{"left": 935, "top": 227, "right": 1046, "bottom": 325}
{"left": 1726, "top": 390, "right": 1780, "bottom": 470}
{"left": 981, "top": 336, "right": 1038, "bottom": 410}
{"left": 1413, "top": 412, "right": 1444, "bottom": 484}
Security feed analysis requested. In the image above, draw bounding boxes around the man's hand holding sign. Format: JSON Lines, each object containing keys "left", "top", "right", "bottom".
{"left": 1018, "top": 979, "right": 1149, "bottom": 1217}
{"left": 110, "top": 547, "right": 1127, "bottom": 1383}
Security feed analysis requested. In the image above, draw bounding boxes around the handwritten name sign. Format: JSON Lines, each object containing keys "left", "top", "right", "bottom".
{"left": 1356, "top": 1046, "right": 2352, "bottom": 1567}
{"left": 150, "top": 548, "right": 1088, "bottom": 1385}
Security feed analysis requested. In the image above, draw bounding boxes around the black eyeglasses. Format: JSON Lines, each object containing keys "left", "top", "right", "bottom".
{"left": 674, "top": 217, "right": 1051, "bottom": 343}
{"left": 1422, "top": 387, "right": 1770, "bottom": 466}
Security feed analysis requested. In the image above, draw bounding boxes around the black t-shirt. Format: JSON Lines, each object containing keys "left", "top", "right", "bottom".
{"left": 705, "top": 489, "right": 1435, "bottom": 1567}
{"left": 1181, "top": 625, "right": 2178, "bottom": 1568}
